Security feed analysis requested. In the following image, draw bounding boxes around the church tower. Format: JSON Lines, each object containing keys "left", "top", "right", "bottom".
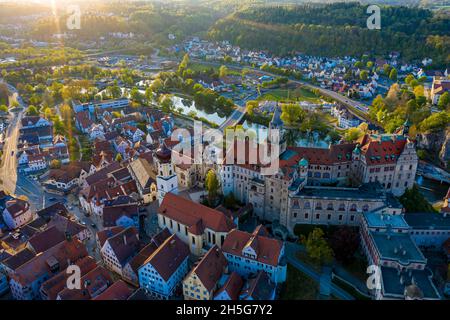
{"left": 155, "top": 142, "right": 178, "bottom": 204}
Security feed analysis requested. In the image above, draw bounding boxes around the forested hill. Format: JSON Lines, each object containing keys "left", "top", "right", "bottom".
{"left": 208, "top": 2, "right": 450, "bottom": 67}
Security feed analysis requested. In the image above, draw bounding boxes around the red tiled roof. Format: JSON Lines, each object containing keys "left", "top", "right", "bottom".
{"left": 40, "top": 256, "right": 97, "bottom": 300}
{"left": 92, "top": 280, "right": 134, "bottom": 300}
{"left": 96, "top": 226, "right": 125, "bottom": 248}
{"left": 140, "top": 234, "right": 189, "bottom": 282}
{"left": 214, "top": 272, "right": 243, "bottom": 300}
{"left": 57, "top": 265, "right": 113, "bottom": 300}
{"left": 103, "top": 204, "right": 139, "bottom": 227}
{"left": 221, "top": 226, "right": 284, "bottom": 267}
{"left": 103, "top": 227, "right": 140, "bottom": 266}
{"left": 11, "top": 239, "right": 88, "bottom": 285}
{"left": 28, "top": 226, "right": 66, "bottom": 254}
{"left": 359, "top": 135, "right": 406, "bottom": 166}
{"left": 188, "top": 245, "right": 227, "bottom": 292}
{"left": 158, "top": 193, "right": 236, "bottom": 234}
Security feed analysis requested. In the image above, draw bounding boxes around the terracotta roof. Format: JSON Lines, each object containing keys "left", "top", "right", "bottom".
{"left": 36, "top": 202, "right": 69, "bottom": 221}
{"left": 128, "top": 157, "right": 156, "bottom": 189}
{"left": 103, "top": 227, "right": 140, "bottom": 266}
{"left": 4, "top": 198, "right": 30, "bottom": 218}
{"left": 214, "top": 272, "right": 243, "bottom": 300}
{"left": 2, "top": 248, "right": 36, "bottom": 271}
{"left": 188, "top": 245, "right": 227, "bottom": 292}
{"left": 84, "top": 162, "right": 122, "bottom": 186}
{"left": 28, "top": 226, "right": 66, "bottom": 253}
{"left": 102, "top": 204, "right": 138, "bottom": 228}
{"left": 222, "top": 226, "right": 284, "bottom": 267}
{"left": 359, "top": 135, "right": 406, "bottom": 166}
{"left": 40, "top": 256, "right": 97, "bottom": 300}
{"left": 11, "top": 239, "right": 88, "bottom": 285}
{"left": 140, "top": 234, "right": 189, "bottom": 282}
{"left": 75, "top": 111, "right": 93, "bottom": 129}
{"left": 57, "top": 265, "right": 113, "bottom": 300}
{"left": 239, "top": 271, "right": 275, "bottom": 300}
{"left": 47, "top": 214, "right": 88, "bottom": 240}
{"left": 158, "top": 193, "right": 236, "bottom": 235}
{"left": 92, "top": 280, "right": 134, "bottom": 300}
{"left": 96, "top": 226, "right": 125, "bottom": 248}
{"left": 128, "top": 228, "right": 172, "bottom": 273}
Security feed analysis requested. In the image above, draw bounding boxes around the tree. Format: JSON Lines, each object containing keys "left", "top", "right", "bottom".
{"left": 246, "top": 100, "right": 258, "bottom": 116}
{"left": 115, "top": 153, "right": 123, "bottom": 162}
{"left": 205, "top": 169, "right": 220, "bottom": 207}
{"left": 405, "top": 74, "right": 415, "bottom": 85}
{"left": 0, "top": 105, "right": 8, "bottom": 113}
{"left": 438, "top": 92, "right": 450, "bottom": 110}
{"left": 219, "top": 65, "right": 228, "bottom": 78}
{"left": 280, "top": 103, "right": 306, "bottom": 126}
{"left": 389, "top": 68, "right": 398, "bottom": 82}
{"left": 360, "top": 70, "right": 369, "bottom": 81}
{"left": 330, "top": 227, "right": 360, "bottom": 263}
{"left": 50, "top": 159, "right": 61, "bottom": 169}
{"left": 223, "top": 192, "right": 237, "bottom": 209}
{"left": 383, "top": 64, "right": 392, "bottom": 76}
{"left": 344, "top": 127, "right": 363, "bottom": 142}
{"left": 399, "top": 184, "right": 437, "bottom": 213}
{"left": 26, "top": 105, "right": 39, "bottom": 116}
{"left": 178, "top": 53, "right": 189, "bottom": 75}
{"left": 305, "top": 228, "right": 333, "bottom": 265}
{"left": 159, "top": 94, "right": 174, "bottom": 113}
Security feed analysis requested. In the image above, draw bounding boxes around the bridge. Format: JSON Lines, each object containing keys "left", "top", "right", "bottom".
{"left": 218, "top": 104, "right": 247, "bottom": 132}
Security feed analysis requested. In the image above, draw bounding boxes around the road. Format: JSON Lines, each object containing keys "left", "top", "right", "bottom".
{"left": 0, "top": 80, "right": 25, "bottom": 196}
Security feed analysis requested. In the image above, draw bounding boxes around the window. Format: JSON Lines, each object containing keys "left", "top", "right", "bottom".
{"left": 350, "top": 204, "right": 357, "bottom": 212}
{"left": 338, "top": 203, "right": 345, "bottom": 211}
{"left": 304, "top": 202, "right": 310, "bottom": 209}
{"left": 327, "top": 203, "right": 334, "bottom": 211}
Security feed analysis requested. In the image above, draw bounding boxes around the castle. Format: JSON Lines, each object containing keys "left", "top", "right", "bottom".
{"left": 218, "top": 108, "right": 418, "bottom": 234}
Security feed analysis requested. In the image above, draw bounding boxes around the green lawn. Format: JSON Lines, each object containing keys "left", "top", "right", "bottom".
{"left": 280, "top": 264, "right": 319, "bottom": 300}
{"left": 188, "top": 62, "right": 241, "bottom": 76}
{"left": 259, "top": 86, "right": 321, "bottom": 103}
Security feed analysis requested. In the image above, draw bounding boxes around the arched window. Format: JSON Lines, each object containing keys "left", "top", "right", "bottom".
{"left": 304, "top": 202, "right": 310, "bottom": 209}
{"left": 350, "top": 204, "right": 357, "bottom": 212}
{"left": 362, "top": 205, "right": 369, "bottom": 212}
{"left": 323, "top": 172, "right": 330, "bottom": 179}
{"left": 316, "top": 202, "right": 322, "bottom": 210}
{"left": 314, "top": 172, "right": 321, "bottom": 178}
{"left": 327, "top": 203, "right": 334, "bottom": 211}
{"left": 339, "top": 203, "right": 345, "bottom": 211}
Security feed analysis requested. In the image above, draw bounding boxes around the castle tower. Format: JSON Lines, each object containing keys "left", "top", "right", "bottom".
{"left": 155, "top": 142, "right": 178, "bottom": 204}
{"left": 268, "top": 105, "right": 287, "bottom": 155}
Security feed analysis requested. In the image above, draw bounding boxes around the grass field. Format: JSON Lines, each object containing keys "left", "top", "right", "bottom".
{"left": 280, "top": 264, "right": 319, "bottom": 300}
{"left": 188, "top": 62, "right": 241, "bottom": 76}
{"left": 259, "top": 86, "right": 321, "bottom": 103}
